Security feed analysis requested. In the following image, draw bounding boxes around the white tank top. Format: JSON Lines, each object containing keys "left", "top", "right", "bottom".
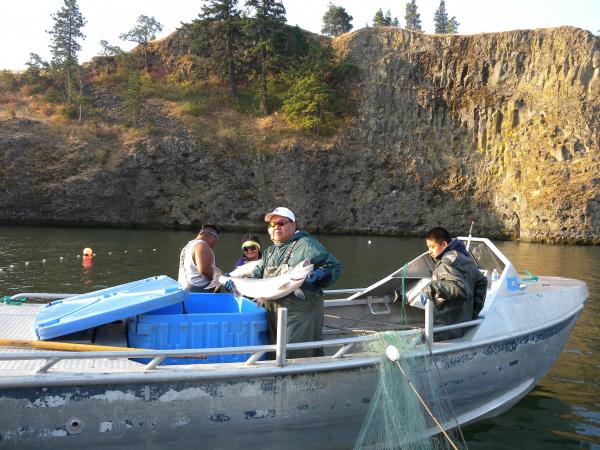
{"left": 178, "top": 239, "right": 215, "bottom": 289}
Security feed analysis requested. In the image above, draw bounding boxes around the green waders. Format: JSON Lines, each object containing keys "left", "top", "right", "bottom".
{"left": 263, "top": 264, "right": 324, "bottom": 359}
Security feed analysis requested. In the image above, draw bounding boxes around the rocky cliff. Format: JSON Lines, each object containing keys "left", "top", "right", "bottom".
{"left": 1, "top": 26, "right": 599, "bottom": 243}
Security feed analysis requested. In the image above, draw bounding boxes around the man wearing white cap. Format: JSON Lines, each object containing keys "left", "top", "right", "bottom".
{"left": 251, "top": 207, "right": 342, "bottom": 358}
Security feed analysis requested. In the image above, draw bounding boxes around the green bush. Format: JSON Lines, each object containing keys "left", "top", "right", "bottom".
{"left": 231, "top": 88, "right": 261, "bottom": 114}
{"left": 0, "top": 70, "right": 17, "bottom": 92}
{"left": 43, "top": 87, "right": 64, "bottom": 104}
{"left": 182, "top": 97, "right": 209, "bottom": 116}
{"left": 94, "top": 148, "right": 108, "bottom": 165}
{"left": 62, "top": 104, "right": 79, "bottom": 119}
{"left": 281, "top": 73, "right": 334, "bottom": 135}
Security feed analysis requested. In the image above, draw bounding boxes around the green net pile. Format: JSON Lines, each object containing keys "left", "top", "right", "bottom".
{"left": 0, "top": 296, "right": 26, "bottom": 305}
{"left": 354, "top": 330, "right": 462, "bottom": 450}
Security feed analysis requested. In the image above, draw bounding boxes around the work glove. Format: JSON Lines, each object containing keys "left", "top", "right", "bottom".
{"left": 305, "top": 268, "right": 329, "bottom": 286}
{"left": 224, "top": 279, "right": 234, "bottom": 292}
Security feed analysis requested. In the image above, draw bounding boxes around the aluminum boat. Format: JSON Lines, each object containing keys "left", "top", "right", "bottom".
{"left": 0, "top": 238, "right": 587, "bottom": 449}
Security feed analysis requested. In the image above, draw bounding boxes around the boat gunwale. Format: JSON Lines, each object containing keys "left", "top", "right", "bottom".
{"left": 0, "top": 303, "right": 583, "bottom": 389}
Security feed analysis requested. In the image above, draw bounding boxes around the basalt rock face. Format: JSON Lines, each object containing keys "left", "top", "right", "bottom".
{"left": 330, "top": 26, "right": 600, "bottom": 242}
{"left": 0, "top": 26, "right": 599, "bottom": 243}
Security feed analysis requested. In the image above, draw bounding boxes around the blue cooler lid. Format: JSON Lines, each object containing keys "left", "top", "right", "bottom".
{"left": 34, "top": 275, "right": 187, "bottom": 340}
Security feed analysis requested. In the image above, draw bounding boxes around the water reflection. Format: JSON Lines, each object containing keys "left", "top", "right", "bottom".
{"left": 465, "top": 387, "right": 582, "bottom": 449}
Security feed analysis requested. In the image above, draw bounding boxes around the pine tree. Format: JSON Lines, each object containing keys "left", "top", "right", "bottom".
{"left": 373, "top": 9, "right": 398, "bottom": 27}
{"left": 119, "top": 15, "right": 163, "bottom": 71}
{"left": 47, "top": 0, "right": 86, "bottom": 104}
{"left": 245, "top": 0, "right": 287, "bottom": 114}
{"left": 373, "top": 9, "right": 386, "bottom": 26}
{"left": 446, "top": 16, "right": 459, "bottom": 34}
{"left": 433, "top": 0, "right": 448, "bottom": 34}
{"left": 191, "top": 0, "right": 242, "bottom": 98}
{"left": 123, "top": 72, "right": 142, "bottom": 127}
{"left": 99, "top": 40, "right": 124, "bottom": 57}
{"left": 321, "top": 3, "right": 353, "bottom": 37}
{"left": 404, "top": 0, "right": 422, "bottom": 32}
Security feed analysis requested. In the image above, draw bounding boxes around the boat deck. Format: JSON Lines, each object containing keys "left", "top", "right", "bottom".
{"left": 0, "top": 303, "right": 143, "bottom": 375}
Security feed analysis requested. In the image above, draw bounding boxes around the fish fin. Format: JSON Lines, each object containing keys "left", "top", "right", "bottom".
{"left": 293, "top": 289, "right": 305, "bottom": 300}
{"left": 206, "top": 266, "right": 224, "bottom": 290}
{"left": 232, "top": 283, "right": 242, "bottom": 299}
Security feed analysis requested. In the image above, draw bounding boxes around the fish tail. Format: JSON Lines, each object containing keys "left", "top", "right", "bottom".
{"left": 207, "top": 267, "right": 224, "bottom": 290}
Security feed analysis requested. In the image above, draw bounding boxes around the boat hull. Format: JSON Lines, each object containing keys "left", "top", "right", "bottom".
{"left": 0, "top": 310, "right": 580, "bottom": 450}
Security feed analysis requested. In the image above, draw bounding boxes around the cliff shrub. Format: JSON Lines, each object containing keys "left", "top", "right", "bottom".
{"left": 61, "top": 103, "right": 80, "bottom": 120}
{"left": 231, "top": 88, "right": 260, "bottom": 114}
{"left": 39, "top": 103, "right": 57, "bottom": 117}
{"left": 281, "top": 73, "right": 333, "bottom": 134}
{"left": 43, "top": 87, "right": 64, "bottom": 104}
{"left": 93, "top": 123, "right": 121, "bottom": 139}
{"left": 0, "top": 70, "right": 18, "bottom": 92}
{"left": 182, "top": 96, "right": 210, "bottom": 116}
{"left": 7, "top": 104, "right": 17, "bottom": 119}
{"left": 94, "top": 148, "right": 108, "bottom": 165}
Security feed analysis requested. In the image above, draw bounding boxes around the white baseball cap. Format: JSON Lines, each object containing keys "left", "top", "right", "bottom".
{"left": 264, "top": 207, "right": 296, "bottom": 223}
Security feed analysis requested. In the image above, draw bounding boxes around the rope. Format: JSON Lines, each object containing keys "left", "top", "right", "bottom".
{"left": 522, "top": 269, "right": 539, "bottom": 281}
{"left": 382, "top": 335, "right": 463, "bottom": 450}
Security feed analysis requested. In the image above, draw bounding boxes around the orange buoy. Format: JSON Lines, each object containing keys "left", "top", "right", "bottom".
{"left": 82, "top": 255, "right": 93, "bottom": 269}
{"left": 83, "top": 247, "right": 93, "bottom": 257}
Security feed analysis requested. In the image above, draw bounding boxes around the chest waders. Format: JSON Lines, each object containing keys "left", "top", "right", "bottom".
{"left": 263, "top": 241, "right": 324, "bottom": 358}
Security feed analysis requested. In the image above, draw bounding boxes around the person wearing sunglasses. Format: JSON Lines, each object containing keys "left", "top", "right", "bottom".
{"left": 249, "top": 207, "right": 342, "bottom": 358}
{"left": 233, "top": 234, "right": 263, "bottom": 268}
{"left": 178, "top": 224, "right": 220, "bottom": 292}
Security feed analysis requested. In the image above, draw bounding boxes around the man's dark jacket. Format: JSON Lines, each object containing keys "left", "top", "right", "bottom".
{"left": 422, "top": 239, "right": 487, "bottom": 340}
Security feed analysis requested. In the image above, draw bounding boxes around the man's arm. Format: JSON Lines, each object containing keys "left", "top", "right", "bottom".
{"left": 298, "top": 237, "right": 343, "bottom": 287}
{"left": 193, "top": 243, "right": 214, "bottom": 280}
{"left": 422, "top": 259, "right": 467, "bottom": 310}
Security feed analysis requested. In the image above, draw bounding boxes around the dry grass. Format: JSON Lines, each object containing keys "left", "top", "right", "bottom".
{"left": 0, "top": 92, "right": 20, "bottom": 104}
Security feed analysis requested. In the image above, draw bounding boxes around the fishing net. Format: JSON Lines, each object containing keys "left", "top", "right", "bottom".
{"left": 0, "top": 296, "right": 26, "bottom": 305}
{"left": 354, "top": 330, "right": 463, "bottom": 450}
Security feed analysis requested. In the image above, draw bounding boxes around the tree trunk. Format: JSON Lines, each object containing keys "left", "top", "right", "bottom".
{"left": 226, "top": 34, "right": 237, "bottom": 98}
{"left": 78, "top": 71, "right": 83, "bottom": 124}
{"left": 66, "top": 66, "right": 73, "bottom": 104}
{"left": 260, "top": 46, "right": 268, "bottom": 115}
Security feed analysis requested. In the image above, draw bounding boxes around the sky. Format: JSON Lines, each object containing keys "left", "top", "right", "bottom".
{"left": 0, "top": 0, "right": 598, "bottom": 71}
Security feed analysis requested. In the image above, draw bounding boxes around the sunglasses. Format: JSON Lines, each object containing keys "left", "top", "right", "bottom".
{"left": 243, "top": 246, "right": 257, "bottom": 252}
{"left": 268, "top": 220, "right": 290, "bottom": 228}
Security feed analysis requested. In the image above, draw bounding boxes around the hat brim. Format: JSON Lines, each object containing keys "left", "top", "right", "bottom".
{"left": 265, "top": 213, "right": 294, "bottom": 222}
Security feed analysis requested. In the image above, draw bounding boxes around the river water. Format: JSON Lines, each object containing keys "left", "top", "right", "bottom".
{"left": 0, "top": 225, "right": 598, "bottom": 449}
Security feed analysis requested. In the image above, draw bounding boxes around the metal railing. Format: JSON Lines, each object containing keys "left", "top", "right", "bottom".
{"left": 1, "top": 294, "right": 485, "bottom": 376}
{"left": 0, "top": 316, "right": 483, "bottom": 378}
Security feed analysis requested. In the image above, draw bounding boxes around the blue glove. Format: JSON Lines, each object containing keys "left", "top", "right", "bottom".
{"left": 224, "top": 279, "right": 234, "bottom": 292}
{"left": 305, "top": 268, "right": 329, "bottom": 286}
{"left": 419, "top": 292, "right": 428, "bottom": 305}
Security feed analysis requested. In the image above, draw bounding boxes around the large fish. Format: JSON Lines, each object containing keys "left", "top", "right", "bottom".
{"left": 210, "top": 259, "right": 314, "bottom": 302}
{"left": 228, "top": 260, "right": 262, "bottom": 278}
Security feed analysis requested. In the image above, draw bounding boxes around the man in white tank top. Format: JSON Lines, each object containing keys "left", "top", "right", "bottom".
{"left": 178, "top": 224, "right": 219, "bottom": 292}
